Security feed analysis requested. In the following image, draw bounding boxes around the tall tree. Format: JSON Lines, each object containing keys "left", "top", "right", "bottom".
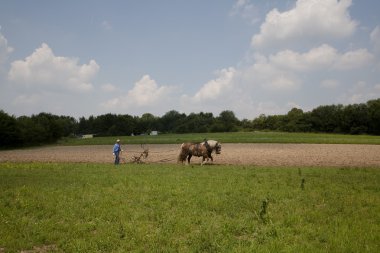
{"left": 341, "top": 103, "right": 369, "bottom": 134}
{"left": 159, "top": 110, "right": 186, "bottom": 133}
{"left": 310, "top": 105, "right": 343, "bottom": 133}
{"left": 367, "top": 99, "right": 380, "bottom": 134}
{"left": 0, "top": 110, "right": 21, "bottom": 147}
{"left": 214, "top": 110, "right": 239, "bottom": 132}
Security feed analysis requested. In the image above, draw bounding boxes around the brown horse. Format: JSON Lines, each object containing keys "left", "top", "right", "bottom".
{"left": 178, "top": 140, "right": 221, "bottom": 165}
{"left": 177, "top": 142, "right": 210, "bottom": 165}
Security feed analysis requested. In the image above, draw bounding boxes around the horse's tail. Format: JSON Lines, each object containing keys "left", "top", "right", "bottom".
{"left": 178, "top": 143, "right": 188, "bottom": 163}
{"left": 177, "top": 153, "right": 184, "bottom": 163}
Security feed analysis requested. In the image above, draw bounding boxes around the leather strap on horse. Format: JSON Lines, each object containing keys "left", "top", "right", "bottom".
{"left": 204, "top": 140, "right": 212, "bottom": 152}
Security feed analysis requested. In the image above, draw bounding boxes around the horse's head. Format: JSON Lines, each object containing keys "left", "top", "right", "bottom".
{"left": 206, "top": 140, "right": 222, "bottom": 154}
{"left": 215, "top": 142, "right": 221, "bottom": 154}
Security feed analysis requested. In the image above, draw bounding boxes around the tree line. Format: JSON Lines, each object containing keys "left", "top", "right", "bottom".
{"left": 250, "top": 98, "right": 380, "bottom": 135}
{"left": 1, "top": 98, "right": 379, "bottom": 148}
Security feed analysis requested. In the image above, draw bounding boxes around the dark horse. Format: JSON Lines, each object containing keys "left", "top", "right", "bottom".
{"left": 178, "top": 140, "right": 221, "bottom": 165}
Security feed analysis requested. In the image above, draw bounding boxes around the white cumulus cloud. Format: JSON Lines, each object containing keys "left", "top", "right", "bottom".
{"left": 192, "top": 67, "right": 237, "bottom": 102}
{"left": 128, "top": 75, "right": 174, "bottom": 106}
{"left": 180, "top": 67, "right": 252, "bottom": 117}
{"left": 0, "top": 31, "right": 13, "bottom": 67}
{"left": 230, "top": 0, "right": 260, "bottom": 24}
{"left": 336, "top": 81, "right": 380, "bottom": 106}
{"left": 101, "top": 75, "right": 177, "bottom": 112}
{"left": 244, "top": 54, "right": 301, "bottom": 91}
{"left": 370, "top": 26, "right": 380, "bottom": 54}
{"left": 252, "top": 0, "right": 357, "bottom": 49}
{"left": 320, "top": 79, "right": 340, "bottom": 89}
{"left": 12, "top": 94, "right": 41, "bottom": 106}
{"left": 8, "top": 43, "right": 99, "bottom": 93}
{"left": 101, "top": 83, "right": 117, "bottom": 92}
{"left": 334, "top": 48, "right": 374, "bottom": 70}
{"left": 269, "top": 44, "right": 373, "bottom": 71}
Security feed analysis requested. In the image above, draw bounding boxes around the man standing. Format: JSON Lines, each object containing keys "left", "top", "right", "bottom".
{"left": 113, "top": 139, "right": 122, "bottom": 165}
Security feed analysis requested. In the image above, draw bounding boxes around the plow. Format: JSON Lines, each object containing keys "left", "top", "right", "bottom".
{"left": 120, "top": 144, "right": 149, "bottom": 164}
{"left": 121, "top": 144, "right": 176, "bottom": 164}
{"left": 130, "top": 147, "right": 149, "bottom": 163}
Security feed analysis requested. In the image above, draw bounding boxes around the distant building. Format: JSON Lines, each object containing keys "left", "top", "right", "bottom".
{"left": 81, "top": 134, "right": 94, "bottom": 139}
{"left": 150, "top": 131, "right": 158, "bottom": 136}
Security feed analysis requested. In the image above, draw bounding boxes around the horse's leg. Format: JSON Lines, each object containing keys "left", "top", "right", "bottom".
{"left": 201, "top": 156, "right": 205, "bottom": 166}
{"left": 187, "top": 154, "right": 192, "bottom": 165}
{"left": 183, "top": 152, "right": 189, "bottom": 164}
{"left": 207, "top": 151, "right": 213, "bottom": 162}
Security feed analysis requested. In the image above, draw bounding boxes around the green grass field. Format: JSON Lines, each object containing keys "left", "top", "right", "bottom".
{"left": 59, "top": 131, "right": 380, "bottom": 146}
{"left": 1, "top": 162, "right": 379, "bottom": 252}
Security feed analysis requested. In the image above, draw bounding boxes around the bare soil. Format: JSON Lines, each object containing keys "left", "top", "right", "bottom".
{"left": 1, "top": 144, "right": 380, "bottom": 167}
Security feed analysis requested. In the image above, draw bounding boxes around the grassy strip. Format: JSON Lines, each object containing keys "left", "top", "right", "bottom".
{"left": 1, "top": 162, "right": 379, "bottom": 252}
{"left": 58, "top": 131, "right": 380, "bottom": 146}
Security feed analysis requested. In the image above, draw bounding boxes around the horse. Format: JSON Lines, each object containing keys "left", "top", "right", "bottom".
{"left": 177, "top": 142, "right": 210, "bottom": 165}
{"left": 178, "top": 140, "right": 221, "bottom": 165}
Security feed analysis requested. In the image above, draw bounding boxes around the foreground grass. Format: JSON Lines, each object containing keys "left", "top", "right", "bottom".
{"left": 1, "top": 163, "right": 379, "bottom": 252}
{"left": 58, "top": 131, "right": 380, "bottom": 146}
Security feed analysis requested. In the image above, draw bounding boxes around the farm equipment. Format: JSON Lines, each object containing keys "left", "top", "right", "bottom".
{"left": 130, "top": 144, "right": 149, "bottom": 164}
{"left": 131, "top": 149, "right": 149, "bottom": 163}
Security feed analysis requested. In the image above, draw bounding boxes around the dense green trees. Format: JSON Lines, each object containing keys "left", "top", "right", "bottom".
{"left": 0, "top": 110, "right": 21, "bottom": 147}
{"left": 250, "top": 99, "right": 380, "bottom": 135}
{"left": 367, "top": 99, "right": 380, "bottom": 135}
{"left": 1, "top": 99, "right": 380, "bottom": 148}
{"left": 0, "top": 111, "right": 76, "bottom": 148}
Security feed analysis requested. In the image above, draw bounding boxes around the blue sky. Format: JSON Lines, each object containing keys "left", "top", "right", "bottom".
{"left": 1, "top": 0, "right": 379, "bottom": 119}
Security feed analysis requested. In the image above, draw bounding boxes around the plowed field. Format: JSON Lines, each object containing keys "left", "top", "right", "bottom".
{"left": 1, "top": 144, "right": 380, "bottom": 167}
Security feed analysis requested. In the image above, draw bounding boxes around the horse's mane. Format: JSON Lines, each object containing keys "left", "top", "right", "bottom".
{"left": 202, "top": 140, "right": 219, "bottom": 147}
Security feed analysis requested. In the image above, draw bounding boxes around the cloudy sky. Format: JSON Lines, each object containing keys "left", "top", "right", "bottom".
{"left": 1, "top": 0, "right": 379, "bottom": 119}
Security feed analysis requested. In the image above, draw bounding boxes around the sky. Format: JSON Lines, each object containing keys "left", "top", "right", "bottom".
{"left": 0, "top": 0, "right": 380, "bottom": 119}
